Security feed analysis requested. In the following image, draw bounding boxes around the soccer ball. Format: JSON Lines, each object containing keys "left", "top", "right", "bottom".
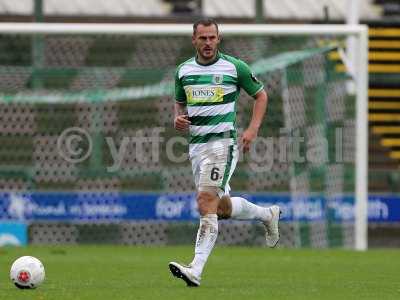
{"left": 10, "top": 256, "right": 45, "bottom": 289}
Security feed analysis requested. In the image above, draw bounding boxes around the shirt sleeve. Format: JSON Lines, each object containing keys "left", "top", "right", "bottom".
{"left": 236, "top": 59, "right": 264, "bottom": 97}
{"left": 175, "top": 69, "right": 187, "bottom": 104}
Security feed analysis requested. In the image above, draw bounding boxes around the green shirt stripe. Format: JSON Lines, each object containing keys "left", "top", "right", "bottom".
{"left": 189, "top": 112, "right": 235, "bottom": 126}
{"left": 182, "top": 74, "right": 237, "bottom": 87}
{"left": 189, "top": 130, "right": 237, "bottom": 144}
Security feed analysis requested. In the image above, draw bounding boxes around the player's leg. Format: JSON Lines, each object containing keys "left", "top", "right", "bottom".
{"left": 217, "top": 195, "right": 281, "bottom": 247}
{"left": 169, "top": 148, "right": 225, "bottom": 287}
{"left": 169, "top": 188, "right": 220, "bottom": 287}
{"left": 218, "top": 195, "right": 271, "bottom": 222}
{"left": 190, "top": 187, "right": 220, "bottom": 274}
{"left": 190, "top": 145, "right": 235, "bottom": 272}
{"left": 215, "top": 144, "right": 281, "bottom": 247}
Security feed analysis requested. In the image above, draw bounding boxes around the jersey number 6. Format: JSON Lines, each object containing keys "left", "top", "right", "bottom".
{"left": 210, "top": 167, "right": 220, "bottom": 181}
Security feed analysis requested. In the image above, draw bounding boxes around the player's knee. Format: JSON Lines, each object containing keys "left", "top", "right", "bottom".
{"left": 217, "top": 195, "right": 232, "bottom": 219}
{"left": 197, "top": 189, "right": 219, "bottom": 216}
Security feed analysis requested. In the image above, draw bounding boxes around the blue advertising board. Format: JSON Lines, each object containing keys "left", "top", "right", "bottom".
{"left": 0, "top": 192, "right": 399, "bottom": 223}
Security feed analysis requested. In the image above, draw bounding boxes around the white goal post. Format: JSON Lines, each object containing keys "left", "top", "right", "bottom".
{"left": 0, "top": 23, "right": 369, "bottom": 250}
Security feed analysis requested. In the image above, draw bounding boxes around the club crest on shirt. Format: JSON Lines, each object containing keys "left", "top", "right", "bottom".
{"left": 212, "top": 74, "right": 223, "bottom": 85}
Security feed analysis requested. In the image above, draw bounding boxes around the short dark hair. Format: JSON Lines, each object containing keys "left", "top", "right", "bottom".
{"left": 193, "top": 18, "right": 219, "bottom": 35}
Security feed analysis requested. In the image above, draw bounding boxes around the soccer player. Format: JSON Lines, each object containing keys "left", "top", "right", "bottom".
{"left": 169, "top": 19, "right": 280, "bottom": 287}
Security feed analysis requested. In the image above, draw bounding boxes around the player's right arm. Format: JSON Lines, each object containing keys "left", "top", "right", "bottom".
{"left": 174, "top": 67, "right": 191, "bottom": 132}
{"left": 174, "top": 102, "right": 190, "bottom": 131}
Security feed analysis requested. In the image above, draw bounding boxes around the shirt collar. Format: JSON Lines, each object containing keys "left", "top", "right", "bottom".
{"left": 195, "top": 51, "right": 220, "bottom": 66}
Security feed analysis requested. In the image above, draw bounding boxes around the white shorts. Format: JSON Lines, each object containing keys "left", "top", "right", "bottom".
{"left": 190, "top": 142, "right": 239, "bottom": 198}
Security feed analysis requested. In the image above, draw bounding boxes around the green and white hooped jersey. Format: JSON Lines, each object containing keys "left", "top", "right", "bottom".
{"left": 175, "top": 52, "right": 264, "bottom": 156}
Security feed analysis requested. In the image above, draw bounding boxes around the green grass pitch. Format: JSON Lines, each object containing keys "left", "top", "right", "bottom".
{"left": 0, "top": 245, "right": 399, "bottom": 300}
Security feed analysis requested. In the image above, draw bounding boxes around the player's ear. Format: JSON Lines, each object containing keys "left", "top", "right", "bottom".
{"left": 217, "top": 34, "right": 221, "bottom": 44}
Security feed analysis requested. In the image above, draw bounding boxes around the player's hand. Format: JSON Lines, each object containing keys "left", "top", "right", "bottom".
{"left": 174, "top": 114, "right": 191, "bottom": 131}
{"left": 240, "top": 127, "right": 258, "bottom": 153}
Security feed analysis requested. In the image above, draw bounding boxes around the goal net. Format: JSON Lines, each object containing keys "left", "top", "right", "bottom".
{"left": 0, "top": 23, "right": 368, "bottom": 249}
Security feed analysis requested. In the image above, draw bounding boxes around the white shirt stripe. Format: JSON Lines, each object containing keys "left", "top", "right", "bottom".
{"left": 179, "top": 59, "right": 237, "bottom": 78}
{"left": 190, "top": 122, "right": 234, "bottom": 135}
{"left": 188, "top": 102, "right": 235, "bottom": 117}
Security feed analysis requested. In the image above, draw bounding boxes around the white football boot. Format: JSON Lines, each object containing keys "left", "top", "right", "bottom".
{"left": 264, "top": 205, "right": 281, "bottom": 248}
{"left": 169, "top": 262, "right": 201, "bottom": 287}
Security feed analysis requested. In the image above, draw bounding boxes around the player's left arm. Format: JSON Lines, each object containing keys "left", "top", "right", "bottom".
{"left": 236, "top": 59, "right": 268, "bottom": 152}
{"left": 241, "top": 89, "right": 267, "bottom": 152}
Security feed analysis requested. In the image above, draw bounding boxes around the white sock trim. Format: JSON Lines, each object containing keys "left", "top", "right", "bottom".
{"left": 230, "top": 196, "right": 243, "bottom": 218}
